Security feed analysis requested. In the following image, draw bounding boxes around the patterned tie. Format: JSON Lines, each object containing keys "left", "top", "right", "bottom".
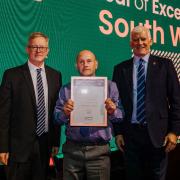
{"left": 136, "top": 59, "right": 146, "bottom": 123}
{"left": 36, "top": 68, "right": 46, "bottom": 136}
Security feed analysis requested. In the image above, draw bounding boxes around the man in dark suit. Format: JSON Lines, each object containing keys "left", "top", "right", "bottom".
{"left": 112, "top": 25, "right": 180, "bottom": 180}
{"left": 0, "top": 32, "right": 62, "bottom": 180}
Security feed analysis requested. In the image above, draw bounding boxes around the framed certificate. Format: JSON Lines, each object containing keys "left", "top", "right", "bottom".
{"left": 70, "top": 76, "right": 107, "bottom": 127}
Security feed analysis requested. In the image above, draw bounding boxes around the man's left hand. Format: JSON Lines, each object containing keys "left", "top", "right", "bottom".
{"left": 105, "top": 98, "right": 116, "bottom": 114}
{"left": 164, "top": 133, "right": 177, "bottom": 153}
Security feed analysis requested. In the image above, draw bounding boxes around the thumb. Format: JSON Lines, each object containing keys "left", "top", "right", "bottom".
{"left": 163, "top": 136, "right": 168, "bottom": 146}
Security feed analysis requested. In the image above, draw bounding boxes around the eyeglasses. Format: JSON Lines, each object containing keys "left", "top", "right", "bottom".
{"left": 28, "top": 46, "right": 48, "bottom": 52}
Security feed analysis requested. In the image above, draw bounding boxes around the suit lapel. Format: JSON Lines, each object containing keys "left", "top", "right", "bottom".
{"left": 123, "top": 59, "right": 133, "bottom": 102}
{"left": 146, "top": 55, "right": 160, "bottom": 89}
{"left": 22, "top": 63, "right": 37, "bottom": 112}
{"left": 45, "top": 66, "right": 51, "bottom": 118}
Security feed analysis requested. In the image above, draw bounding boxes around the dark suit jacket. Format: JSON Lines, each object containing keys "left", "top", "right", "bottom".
{"left": 0, "top": 63, "right": 62, "bottom": 162}
{"left": 112, "top": 55, "right": 180, "bottom": 148}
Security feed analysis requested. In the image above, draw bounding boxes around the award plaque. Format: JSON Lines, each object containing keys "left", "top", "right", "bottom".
{"left": 70, "top": 76, "right": 107, "bottom": 126}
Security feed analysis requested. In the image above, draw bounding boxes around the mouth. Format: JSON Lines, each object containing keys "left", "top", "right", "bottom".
{"left": 35, "top": 54, "right": 43, "bottom": 57}
{"left": 136, "top": 46, "right": 145, "bottom": 49}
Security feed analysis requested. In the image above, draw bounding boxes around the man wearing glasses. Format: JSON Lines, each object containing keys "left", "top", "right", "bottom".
{"left": 0, "top": 32, "right": 62, "bottom": 180}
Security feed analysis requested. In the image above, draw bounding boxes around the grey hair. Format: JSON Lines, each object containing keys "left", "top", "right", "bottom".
{"left": 27, "top": 32, "right": 49, "bottom": 46}
{"left": 130, "top": 26, "right": 152, "bottom": 40}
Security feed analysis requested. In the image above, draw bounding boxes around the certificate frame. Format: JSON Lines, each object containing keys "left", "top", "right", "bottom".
{"left": 70, "top": 76, "right": 107, "bottom": 127}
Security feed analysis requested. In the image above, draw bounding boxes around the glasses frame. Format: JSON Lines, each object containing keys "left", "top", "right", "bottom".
{"left": 28, "top": 46, "right": 48, "bottom": 52}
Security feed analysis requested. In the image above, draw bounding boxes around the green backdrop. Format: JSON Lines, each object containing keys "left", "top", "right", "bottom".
{"left": 0, "top": 0, "right": 179, "bottom": 157}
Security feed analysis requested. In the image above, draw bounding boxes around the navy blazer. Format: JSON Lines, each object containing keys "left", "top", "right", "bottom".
{"left": 112, "top": 55, "right": 180, "bottom": 148}
{"left": 0, "top": 63, "right": 62, "bottom": 162}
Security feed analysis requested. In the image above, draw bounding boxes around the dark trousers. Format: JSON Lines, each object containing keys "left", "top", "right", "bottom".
{"left": 124, "top": 125, "right": 167, "bottom": 180}
{"left": 6, "top": 133, "right": 49, "bottom": 180}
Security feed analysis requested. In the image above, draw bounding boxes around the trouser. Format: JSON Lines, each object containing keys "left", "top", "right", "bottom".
{"left": 124, "top": 125, "right": 167, "bottom": 180}
{"left": 62, "top": 141, "right": 111, "bottom": 180}
{"left": 6, "top": 133, "right": 49, "bottom": 180}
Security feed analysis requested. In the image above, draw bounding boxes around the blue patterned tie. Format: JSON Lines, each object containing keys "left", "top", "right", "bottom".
{"left": 36, "top": 68, "right": 46, "bottom": 136}
{"left": 136, "top": 59, "right": 146, "bottom": 123}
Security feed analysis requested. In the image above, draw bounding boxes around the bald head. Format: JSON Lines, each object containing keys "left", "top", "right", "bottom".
{"left": 76, "top": 50, "right": 96, "bottom": 62}
{"left": 76, "top": 50, "right": 98, "bottom": 76}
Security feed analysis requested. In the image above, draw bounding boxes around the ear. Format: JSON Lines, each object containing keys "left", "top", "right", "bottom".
{"left": 26, "top": 47, "right": 29, "bottom": 53}
{"left": 45, "top": 48, "right": 49, "bottom": 57}
{"left": 95, "top": 60, "right": 98, "bottom": 69}
{"left": 130, "top": 41, "right": 133, "bottom": 48}
{"left": 149, "top": 38, "right": 153, "bottom": 46}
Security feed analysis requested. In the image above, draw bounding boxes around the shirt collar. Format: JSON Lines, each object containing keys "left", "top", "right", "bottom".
{"left": 133, "top": 53, "right": 150, "bottom": 65}
{"left": 28, "top": 60, "right": 45, "bottom": 72}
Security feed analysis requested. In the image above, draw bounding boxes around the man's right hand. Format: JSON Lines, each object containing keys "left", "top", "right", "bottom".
{"left": 0, "top": 152, "right": 9, "bottom": 165}
{"left": 63, "top": 99, "right": 74, "bottom": 116}
{"left": 115, "top": 135, "right": 125, "bottom": 152}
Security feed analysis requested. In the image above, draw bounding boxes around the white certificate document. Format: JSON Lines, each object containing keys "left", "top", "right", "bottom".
{"left": 70, "top": 76, "right": 107, "bottom": 126}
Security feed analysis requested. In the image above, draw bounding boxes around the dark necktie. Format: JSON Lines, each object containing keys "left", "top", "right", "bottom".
{"left": 136, "top": 59, "right": 146, "bottom": 123}
{"left": 36, "top": 68, "right": 46, "bottom": 136}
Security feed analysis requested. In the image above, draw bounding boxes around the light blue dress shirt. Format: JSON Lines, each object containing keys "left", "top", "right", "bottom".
{"left": 28, "top": 61, "right": 49, "bottom": 132}
{"left": 131, "top": 54, "right": 150, "bottom": 124}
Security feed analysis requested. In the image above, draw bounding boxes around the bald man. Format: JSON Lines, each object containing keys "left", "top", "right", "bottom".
{"left": 54, "top": 50, "right": 123, "bottom": 180}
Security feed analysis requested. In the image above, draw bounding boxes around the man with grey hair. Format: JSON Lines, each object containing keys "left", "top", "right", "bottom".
{"left": 0, "top": 32, "right": 62, "bottom": 180}
{"left": 112, "top": 25, "right": 180, "bottom": 180}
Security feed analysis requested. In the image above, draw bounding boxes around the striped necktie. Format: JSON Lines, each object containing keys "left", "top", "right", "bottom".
{"left": 136, "top": 59, "right": 146, "bottom": 123}
{"left": 36, "top": 68, "right": 46, "bottom": 136}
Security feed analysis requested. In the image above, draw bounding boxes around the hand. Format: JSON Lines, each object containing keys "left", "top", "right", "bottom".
{"left": 164, "top": 133, "right": 177, "bottom": 153}
{"left": 105, "top": 98, "right": 116, "bottom": 115}
{"left": 63, "top": 99, "right": 74, "bottom": 116}
{"left": 115, "top": 135, "right": 125, "bottom": 152}
{"left": 0, "top": 152, "right": 9, "bottom": 165}
{"left": 51, "top": 146, "right": 59, "bottom": 157}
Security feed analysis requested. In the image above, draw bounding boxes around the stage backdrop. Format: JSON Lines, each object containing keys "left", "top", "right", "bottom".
{"left": 0, "top": 0, "right": 179, "bottom": 157}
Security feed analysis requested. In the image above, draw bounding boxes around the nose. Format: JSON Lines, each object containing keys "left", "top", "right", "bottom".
{"left": 84, "top": 61, "right": 89, "bottom": 66}
{"left": 138, "top": 39, "right": 143, "bottom": 44}
{"left": 37, "top": 47, "right": 41, "bottom": 52}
